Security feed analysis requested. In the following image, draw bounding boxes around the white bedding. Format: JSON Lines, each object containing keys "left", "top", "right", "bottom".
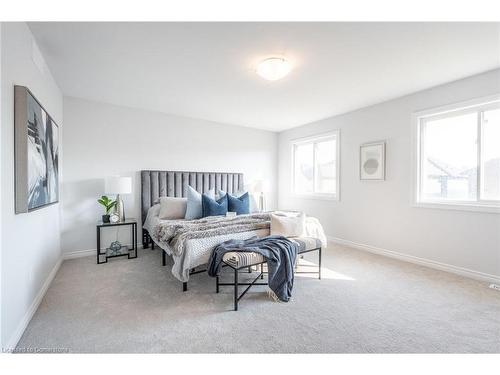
{"left": 143, "top": 205, "right": 269, "bottom": 281}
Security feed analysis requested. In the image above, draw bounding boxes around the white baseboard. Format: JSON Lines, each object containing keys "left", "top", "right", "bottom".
{"left": 4, "top": 257, "right": 63, "bottom": 352}
{"left": 328, "top": 236, "right": 500, "bottom": 284}
{"left": 63, "top": 249, "right": 95, "bottom": 259}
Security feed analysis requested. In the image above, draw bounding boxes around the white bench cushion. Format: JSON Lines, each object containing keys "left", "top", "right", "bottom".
{"left": 222, "top": 252, "right": 264, "bottom": 268}
{"left": 221, "top": 237, "right": 321, "bottom": 268}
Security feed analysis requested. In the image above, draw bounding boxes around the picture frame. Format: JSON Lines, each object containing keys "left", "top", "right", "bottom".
{"left": 14, "top": 86, "right": 60, "bottom": 213}
{"left": 360, "top": 141, "right": 385, "bottom": 180}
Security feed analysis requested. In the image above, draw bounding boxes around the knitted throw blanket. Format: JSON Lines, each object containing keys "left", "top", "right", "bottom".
{"left": 154, "top": 213, "right": 271, "bottom": 256}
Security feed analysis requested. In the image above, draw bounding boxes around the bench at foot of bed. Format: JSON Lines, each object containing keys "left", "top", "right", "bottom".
{"left": 216, "top": 241, "right": 322, "bottom": 311}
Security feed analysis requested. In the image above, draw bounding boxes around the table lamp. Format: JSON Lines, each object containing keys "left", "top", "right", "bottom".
{"left": 105, "top": 176, "right": 132, "bottom": 221}
{"left": 253, "top": 180, "right": 266, "bottom": 212}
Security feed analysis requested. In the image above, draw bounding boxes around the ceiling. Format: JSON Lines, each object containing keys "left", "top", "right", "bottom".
{"left": 29, "top": 22, "right": 500, "bottom": 132}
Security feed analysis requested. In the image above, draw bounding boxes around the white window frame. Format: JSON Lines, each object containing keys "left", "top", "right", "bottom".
{"left": 411, "top": 94, "right": 500, "bottom": 214}
{"left": 291, "top": 130, "right": 340, "bottom": 201}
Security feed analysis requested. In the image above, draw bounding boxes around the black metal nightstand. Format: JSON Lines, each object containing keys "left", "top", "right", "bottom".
{"left": 96, "top": 219, "right": 138, "bottom": 264}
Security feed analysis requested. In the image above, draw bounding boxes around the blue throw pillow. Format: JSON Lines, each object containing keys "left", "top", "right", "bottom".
{"left": 227, "top": 192, "right": 250, "bottom": 215}
{"left": 202, "top": 193, "right": 228, "bottom": 217}
{"left": 185, "top": 186, "right": 215, "bottom": 220}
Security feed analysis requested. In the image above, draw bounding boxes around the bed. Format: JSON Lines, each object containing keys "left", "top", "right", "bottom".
{"left": 141, "top": 170, "right": 270, "bottom": 290}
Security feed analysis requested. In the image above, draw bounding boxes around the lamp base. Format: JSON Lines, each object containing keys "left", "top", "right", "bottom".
{"left": 258, "top": 192, "right": 266, "bottom": 212}
{"left": 116, "top": 194, "right": 125, "bottom": 221}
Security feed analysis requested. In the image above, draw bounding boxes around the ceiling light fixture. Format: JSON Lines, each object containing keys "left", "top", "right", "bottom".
{"left": 256, "top": 57, "right": 292, "bottom": 81}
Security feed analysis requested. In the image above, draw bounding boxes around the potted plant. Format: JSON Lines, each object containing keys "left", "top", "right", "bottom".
{"left": 98, "top": 195, "right": 116, "bottom": 223}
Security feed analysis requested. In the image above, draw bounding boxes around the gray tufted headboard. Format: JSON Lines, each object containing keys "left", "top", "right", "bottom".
{"left": 141, "top": 170, "right": 244, "bottom": 224}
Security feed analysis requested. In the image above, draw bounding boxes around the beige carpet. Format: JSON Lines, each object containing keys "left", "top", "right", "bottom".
{"left": 16, "top": 242, "right": 500, "bottom": 353}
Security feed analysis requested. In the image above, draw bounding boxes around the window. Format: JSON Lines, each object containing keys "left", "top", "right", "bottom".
{"left": 414, "top": 96, "right": 500, "bottom": 212}
{"left": 292, "top": 131, "right": 339, "bottom": 199}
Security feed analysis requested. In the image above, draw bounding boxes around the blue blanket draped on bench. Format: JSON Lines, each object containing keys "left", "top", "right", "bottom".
{"left": 207, "top": 235, "right": 299, "bottom": 302}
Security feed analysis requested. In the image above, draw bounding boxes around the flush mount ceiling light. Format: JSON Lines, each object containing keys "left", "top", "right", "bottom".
{"left": 256, "top": 57, "right": 292, "bottom": 81}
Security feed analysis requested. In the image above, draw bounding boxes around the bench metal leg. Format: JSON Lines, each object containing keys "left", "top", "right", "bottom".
{"left": 295, "top": 248, "right": 322, "bottom": 279}
{"left": 319, "top": 247, "right": 322, "bottom": 280}
{"left": 162, "top": 251, "right": 166, "bottom": 266}
{"left": 183, "top": 282, "right": 188, "bottom": 292}
{"left": 215, "top": 263, "right": 267, "bottom": 310}
{"left": 234, "top": 269, "right": 239, "bottom": 311}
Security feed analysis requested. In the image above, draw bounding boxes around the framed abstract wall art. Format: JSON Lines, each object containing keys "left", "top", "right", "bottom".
{"left": 14, "top": 86, "right": 59, "bottom": 213}
{"left": 360, "top": 141, "right": 385, "bottom": 180}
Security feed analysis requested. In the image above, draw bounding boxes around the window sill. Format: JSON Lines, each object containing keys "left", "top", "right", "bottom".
{"left": 291, "top": 193, "right": 339, "bottom": 201}
{"left": 413, "top": 201, "right": 500, "bottom": 214}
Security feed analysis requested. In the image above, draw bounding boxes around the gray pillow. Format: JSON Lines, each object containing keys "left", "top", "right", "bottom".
{"left": 159, "top": 197, "right": 187, "bottom": 220}
{"left": 185, "top": 186, "right": 215, "bottom": 220}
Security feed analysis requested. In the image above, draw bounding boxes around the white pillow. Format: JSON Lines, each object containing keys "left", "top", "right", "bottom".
{"left": 270, "top": 212, "right": 305, "bottom": 237}
{"left": 149, "top": 203, "right": 161, "bottom": 217}
{"left": 159, "top": 197, "right": 188, "bottom": 220}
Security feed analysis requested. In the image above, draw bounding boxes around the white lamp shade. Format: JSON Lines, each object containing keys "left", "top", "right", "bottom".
{"left": 253, "top": 180, "right": 264, "bottom": 193}
{"left": 105, "top": 176, "right": 132, "bottom": 194}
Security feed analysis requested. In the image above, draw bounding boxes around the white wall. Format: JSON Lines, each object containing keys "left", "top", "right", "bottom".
{"left": 0, "top": 21, "right": 3, "bottom": 349}
{"left": 279, "top": 69, "right": 500, "bottom": 279}
{"left": 1, "top": 23, "right": 63, "bottom": 348}
{"left": 61, "top": 97, "right": 278, "bottom": 254}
